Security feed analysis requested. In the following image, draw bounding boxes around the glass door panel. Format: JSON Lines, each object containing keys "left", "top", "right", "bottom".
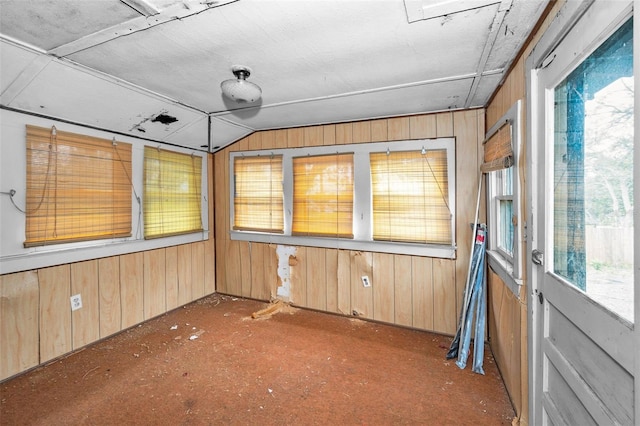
{"left": 552, "top": 18, "right": 634, "bottom": 322}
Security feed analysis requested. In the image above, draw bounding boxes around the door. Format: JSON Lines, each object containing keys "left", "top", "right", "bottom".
{"left": 529, "top": 2, "right": 635, "bottom": 424}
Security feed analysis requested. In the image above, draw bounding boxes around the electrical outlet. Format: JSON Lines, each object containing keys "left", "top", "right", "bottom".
{"left": 70, "top": 294, "right": 83, "bottom": 311}
{"left": 361, "top": 275, "right": 371, "bottom": 287}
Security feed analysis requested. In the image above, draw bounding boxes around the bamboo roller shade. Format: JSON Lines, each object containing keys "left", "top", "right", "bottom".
{"left": 25, "top": 125, "right": 132, "bottom": 247}
{"left": 143, "top": 146, "right": 202, "bottom": 239}
{"left": 233, "top": 155, "right": 284, "bottom": 233}
{"left": 370, "top": 150, "right": 451, "bottom": 244}
{"left": 292, "top": 153, "right": 354, "bottom": 238}
{"left": 481, "top": 123, "right": 513, "bottom": 173}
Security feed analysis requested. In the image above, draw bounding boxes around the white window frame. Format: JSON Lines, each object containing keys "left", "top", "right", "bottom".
{"left": 230, "top": 138, "right": 457, "bottom": 258}
{"left": 0, "top": 111, "right": 210, "bottom": 275}
{"left": 486, "top": 100, "right": 523, "bottom": 294}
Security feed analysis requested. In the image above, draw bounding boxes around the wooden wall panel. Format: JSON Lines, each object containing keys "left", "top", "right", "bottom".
{"left": 306, "top": 246, "right": 326, "bottom": 311}
{"left": 191, "top": 241, "right": 205, "bottom": 300}
{"left": 387, "top": 117, "right": 410, "bottom": 140}
{"left": 249, "top": 242, "right": 266, "bottom": 300}
{"left": 350, "top": 251, "right": 373, "bottom": 318}
{"left": 205, "top": 155, "right": 216, "bottom": 295}
{"left": 98, "top": 256, "right": 121, "bottom": 338}
{"left": 432, "top": 258, "right": 456, "bottom": 334}
{"left": 247, "top": 132, "right": 262, "bottom": 150}
{"left": 39, "top": 265, "right": 72, "bottom": 362}
{"left": 165, "top": 246, "right": 179, "bottom": 311}
{"left": 287, "top": 128, "right": 304, "bottom": 148}
{"left": 204, "top": 239, "right": 216, "bottom": 295}
{"left": 411, "top": 256, "right": 433, "bottom": 330}
{"left": 0, "top": 271, "right": 39, "bottom": 381}
{"left": 325, "top": 249, "right": 339, "bottom": 313}
{"left": 393, "top": 255, "right": 412, "bottom": 327}
{"left": 120, "top": 252, "right": 144, "bottom": 329}
{"left": 322, "top": 124, "right": 336, "bottom": 146}
{"left": 335, "top": 123, "right": 353, "bottom": 145}
{"left": 238, "top": 241, "right": 252, "bottom": 298}
{"left": 144, "top": 249, "right": 166, "bottom": 319}
{"left": 436, "top": 112, "right": 454, "bottom": 137}
{"left": 454, "top": 109, "right": 481, "bottom": 322}
{"left": 305, "top": 126, "right": 324, "bottom": 147}
{"left": 290, "top": 247, "right": 307, "bottom": 305}
{"left": 264, "top": 244, "right": 278, "bottom": 299}
{"left": 337, "top": 249, "right": 351, "bottom": 315}
{"left": 214, "top": 149, "right": 227, "bottom": 294}
{"left": 372, "top": 252, "right": 394, "bottom": 323}
{"left": 259, "top": 243, "right": 274, "bottom": 299}
{"left": 410, "top": 114, "right": 437, "bottom": 139}
{"left": 488, "top": 269, "right": 523, "bottom": 417}
{"left": 352, "top": 121, "right": 371, "bottom": 143}
{"left": 371, "top": 119, "right": 388, "bottom": 142}
{"left": 177, "top": 244, "right": 193, "bottom": 305}
{"left": 70, "top": 260, "right": 99, "bottom": 350}
{"left": 261, "top": 130, "right": 276, "bottom": 149}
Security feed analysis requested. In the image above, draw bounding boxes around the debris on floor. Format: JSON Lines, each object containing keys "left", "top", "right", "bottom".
{"left": 250, "top": 299, "right": 296, "bottom": 319}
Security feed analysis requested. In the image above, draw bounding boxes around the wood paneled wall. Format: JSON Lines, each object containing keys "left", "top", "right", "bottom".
{"left": 214, "top": 111, "right": 484, "bottom": 336}
{"left": 0, "top": 157, "right": 215, "bottom": 382}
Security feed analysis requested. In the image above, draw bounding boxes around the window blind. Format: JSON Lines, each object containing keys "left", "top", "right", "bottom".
{"left": 143, "top": 147, "right": 202, "bottom": 239}
{"left": 370, "top": 149, "right": 451, "bottom": 244}
{"left": 25, "top": 125, "right": 132, "bottom": 247}
{"left": 481, "top": 123, "right": 513, "bottom": 172}
{"left": 233, "top": 155, "right": 284, "bottom": 233}
{"left": 292, "top": 153, "right": 354, "bottom": 238}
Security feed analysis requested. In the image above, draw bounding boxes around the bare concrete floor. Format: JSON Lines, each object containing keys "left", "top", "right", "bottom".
{"left": 1, "top": 295, "right": 515, "bottom": 425}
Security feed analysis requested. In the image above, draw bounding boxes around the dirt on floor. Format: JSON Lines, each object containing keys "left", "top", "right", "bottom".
{"left": 1, "top": 295, "right": 515, "bottom": 425}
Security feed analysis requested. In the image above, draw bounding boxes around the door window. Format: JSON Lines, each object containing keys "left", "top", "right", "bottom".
{"left": 552, "top": 18, "right": 634, "bottom": 321}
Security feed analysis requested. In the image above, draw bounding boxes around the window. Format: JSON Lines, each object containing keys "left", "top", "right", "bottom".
{"left": 292, "top": 153, "right": 354, "bottom": 238}
{"left": 551, "top": 17, "right": 633, "bottom": 320}
{"left": 370, "top": 149, "right": 451, "bottom": 244}
{"left": 484, "top": 100, "right": 522, "bottom": 287}
{"left": 233, "top": 155, "right": 284, "bottom": 233}
{"left": 229, "top": 138, "right": 456, "bottom": 258}
{"left": 25, "top": 125, "right": 132, "bottom": 247}
{"left": 143, "top": 147, "right": 203, "bottom": 239}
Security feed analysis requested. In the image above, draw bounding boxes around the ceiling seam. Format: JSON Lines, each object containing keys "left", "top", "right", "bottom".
{"left": 464, "top": 0, "right": 513, "bottom": 108}
{"left": 209, "top": 72, "right": 478, "bottom": 117}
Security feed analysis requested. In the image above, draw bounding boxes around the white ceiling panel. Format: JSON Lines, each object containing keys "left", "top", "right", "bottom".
{"left": 67, "top": 0, "right": 497, "bottom": 113}
{"left": 0, "top": 0, "right": 550, "bottom": 150}
{"left": 467, "top": 73, "right": 505, "bottom": 109}
{"left": 209, "top": 118, "right": 253, "bottom": 151}
{"left": 162, "top": 115, "right": 210, "bottom": 150}
{"left": 7, "top": 60, "right": 208, "bottom": 148}
{"left": 0, "top": 41, "right": 40, "bottom": 95}
{"left": 215, "top": 77, "right": 474, "bottom": 134}
{"left": 0, "top": 0, "right": 141, "bottom": 50}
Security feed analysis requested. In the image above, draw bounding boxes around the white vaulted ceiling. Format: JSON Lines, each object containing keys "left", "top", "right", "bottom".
{"left": 0, "top": 0, "right": 548, "bottom": 151}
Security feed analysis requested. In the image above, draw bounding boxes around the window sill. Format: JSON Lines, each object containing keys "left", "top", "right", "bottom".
{"left": 231, "top": 230, "right": 456, "bottom": 259}
{"left": 487, "top": 249, "right": 522, "bottom": 297}
{"left": 0, "top": 231, "right": 209, "bottom": 275}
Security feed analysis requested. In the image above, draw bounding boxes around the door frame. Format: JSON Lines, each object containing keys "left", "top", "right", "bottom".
{"left": 525, "top": 1, "right": 638, "bottom": 424}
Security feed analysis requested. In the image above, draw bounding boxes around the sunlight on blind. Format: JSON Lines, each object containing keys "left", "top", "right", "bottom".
{"left": 144, "top": 147, "right": 202, "bottom": 239}
{"left": 25, "top": 125, "right": 132, "bottom": 247}
{"left": 370, "top": 150, "right": 451, "bottom": 244}
{"left": 292, "top": 153, "right": 354, "bottom": 238}
{"left": 233, "top": 155, "right": 284, "bottom": 233}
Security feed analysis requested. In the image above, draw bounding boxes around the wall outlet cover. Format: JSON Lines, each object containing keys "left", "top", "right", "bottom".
{"left": 361, "top": 275, "right": 371, "bottom": 287}
{"left": 70, "top": 294, "right": 83, "bottom": 311}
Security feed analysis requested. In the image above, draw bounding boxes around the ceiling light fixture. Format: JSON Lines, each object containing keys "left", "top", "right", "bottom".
{"left": 220, "top": 65, "right": 262, "bottom": 103}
